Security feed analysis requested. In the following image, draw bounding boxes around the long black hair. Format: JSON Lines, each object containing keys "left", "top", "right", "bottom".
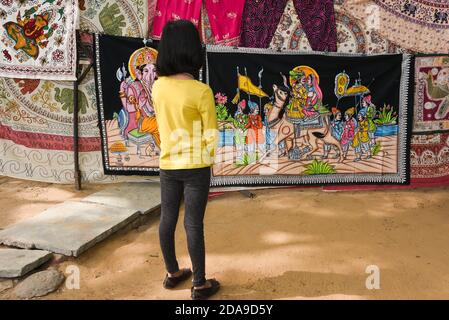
{"left": 155, "top": 20, "right": 204, "bottom": 80}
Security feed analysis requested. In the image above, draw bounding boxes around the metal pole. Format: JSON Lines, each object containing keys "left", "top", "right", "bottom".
{"left": 73, "top": 39, "right": 81, "bottom": 191}
{"left": 73, "top": 83, "right": 81, "bottom": 190}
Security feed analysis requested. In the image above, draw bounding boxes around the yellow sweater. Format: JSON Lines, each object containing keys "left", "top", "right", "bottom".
{"left": 152, "top": 77, "right": 218, "bottom": 170}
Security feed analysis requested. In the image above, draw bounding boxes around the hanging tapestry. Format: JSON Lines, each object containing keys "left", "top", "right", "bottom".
{"left": 0, "top": 31, "right": 102, "bottom": 184}
{"left": 0, "top": 0, "right": 150, "bottom": 184}
{"left": 200, "top": 3, "right": 215, "bottom": 45}
{"left": 152, "top": 0, "right": 243, "bottom": 46}
{"left": 413, "top": 55, "right": 449, "bottom": 133}
{"left": 94, "top": 34, "right": 160, "bottom": 175}
{"left": 200, "top": 1, "right": 244, "bottom": 46}
{"left": 79, "top": 0, "right": 148, "bottom": 37}
{"left": 410, "top": 132, "right": 449, "bottom": 185}
{"left": 0, "top": 0, "right": 79, "bottom": 80}
{"left": 239, "top": 0, "right": 337, "bottom": 51}
{"left": 148, "top": 0, "right": 157, "bottom": 37}
{"left": 202, "top": 0, "right": 244, "bottom": 46}
{"left": 270, "top": 0, "right": 407, "bottom": 54}
{"left": 206, "top": 46, "right": 413, "bottom": 186}
{"left": 151, "top": 0, "right": 202, "bottom": 39}
{"left": 343, "top": 0, "right": 449, "bottom": 54}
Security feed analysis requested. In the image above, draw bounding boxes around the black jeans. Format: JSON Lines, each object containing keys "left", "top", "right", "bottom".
{"left": 159, "top": 167, "right": 211, "bottom": 287}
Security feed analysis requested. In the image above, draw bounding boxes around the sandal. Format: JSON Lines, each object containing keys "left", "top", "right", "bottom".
{"left": 163, "top": 268, "right": 192, "bottom": 289}
{"left": 191, "top": 279, "right": 220, "bottom": 300}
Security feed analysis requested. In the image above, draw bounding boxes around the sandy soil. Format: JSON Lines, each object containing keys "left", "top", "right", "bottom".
{"left": 1, "top": 176, "right": 449, "bottom": 300}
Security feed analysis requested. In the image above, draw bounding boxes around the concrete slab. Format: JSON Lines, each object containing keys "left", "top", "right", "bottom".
{"left": 0, "top": 249, "right": 52, "bottom": 278}
{"left": 82, "top": 182, "right": 161, "bottom": 214}
{"left": 0, "top": 202, "right": 140, "bottom": 257}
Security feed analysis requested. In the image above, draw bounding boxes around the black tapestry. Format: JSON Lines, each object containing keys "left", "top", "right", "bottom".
{"left": 94, "top": 34, "right": 160, "bottom": 175}
{"left": 206, "top": 46, "right": 413, "bottom": 186}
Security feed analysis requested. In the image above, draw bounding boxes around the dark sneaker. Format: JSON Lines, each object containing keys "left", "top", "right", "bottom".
{"left": 191, "top": 279, "right": 220, "bottom": 300}
{"left": 163, "top": 268, "right": 192, "bottom": 289}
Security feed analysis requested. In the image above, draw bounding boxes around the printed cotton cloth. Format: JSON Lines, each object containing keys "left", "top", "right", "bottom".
{"left": 269, "top": 0, "right": 406, "bottom": 54}
{"left": 205, "top": 46, "right": 412, "bottom": 187}
{"left": 152, "top": 0, "right": 244, "bottom": 46}
{"left": 239, "top": 0, "right": 337, "bottom": 51}
{"left": 413, "top": 55, "right": 449, "bottom": 133}
{"left": 0, "top": 0, "right": 150, "bottom": 184}
{"left": 148, "top": 0, "right": 157, "bottom": 37}
{"left": 344, "top": 0, "right": 449, "bottom": 54}
{"left": 203, "top": 0, "right": 244, "bottom": 46}
{"left": 0, "top": 0, "right": 79, "bottom": 80}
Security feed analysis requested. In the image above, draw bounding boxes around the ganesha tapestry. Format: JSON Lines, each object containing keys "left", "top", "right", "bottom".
{"left": 206, "top": 46, "right": 413, "bottom": 186}
{"left": 94, "top": 34, "right": 160, "bottom": 175}
{"left": 0, "top": 0, "right": 78, "bottom": 80}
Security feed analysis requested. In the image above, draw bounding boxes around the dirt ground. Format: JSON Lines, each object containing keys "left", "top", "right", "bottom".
{"left": 1, "top": 176, "right": 449, "bottom": 300}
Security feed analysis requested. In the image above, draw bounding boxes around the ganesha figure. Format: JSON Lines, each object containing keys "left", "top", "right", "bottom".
{"left": 118, "top": 46, "right": 161, "bottom": 157}
{"left": 3, "top": 6, "right": 56, "bottom": 59}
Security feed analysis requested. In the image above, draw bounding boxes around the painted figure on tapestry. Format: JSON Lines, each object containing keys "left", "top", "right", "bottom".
{"left": 234, "top": 99, "right": 248, "bottom": 164}
{"left": 361, "top": 95, "right": 377, "bottom": 147}
{"left": 353, "top": 110, "right": 372, "bottom": 161}
{"left": 3, "top": 6, "right": 56, "bottom": 59}
{"left": 114, "top": 46, "right": 160, "bottom": 164}
{"left": 341, "top": 107, "right": 357, "bottom": 160}
{"left": 304, "top": 74, "right": 322, "bottom": 117}
{"left": 287, "top": 66, "right": 325, "bottom": 120}
{"left": 245, "top": 101, "right": 264, "bottom": 160}
{"left": 323, "top": 107, "right": 343, "bottom": 159}
{"left": 0, "top": 0, "right": 77, "bottom": 80}
{"left": 287, "top": 68, "right": 307, "bottom": 119}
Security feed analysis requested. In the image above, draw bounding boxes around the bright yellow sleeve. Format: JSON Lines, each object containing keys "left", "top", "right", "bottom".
{"left": 199, "top": 87, "right": 218, "bottom": 164}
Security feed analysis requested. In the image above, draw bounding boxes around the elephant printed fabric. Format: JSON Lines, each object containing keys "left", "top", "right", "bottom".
{"left": 94, "top": 34, "right": 160, "bottom": 175}
{"left": 0, "top": 0, "right": 79, "bottom": 80}
{"left": 79, "top": 0, "right": 149, "bottom": 37}
{"left": 413, "top": 55, "right": 449, "bottom": 133}
{"left": 344, "top": 0, "right": 449, "bottom": 54}
{"left": 205, "top": 47, "right": 413, "bottom": 187}
{"left": 0, "top": 0, "right": 150, "bottom": 184}
{"left": 0, "top": 30, "right": 103, "bottom": 184}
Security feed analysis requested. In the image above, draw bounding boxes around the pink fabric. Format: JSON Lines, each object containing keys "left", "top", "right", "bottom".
{"left": 152, "top": 0, "right": 203, "bottom": 39}
{"left": 204, "top": 0, "right": 245, "bottom": 46}
{"left": 148, "top": 0, "right": 157, "bottom": 37}
{"left": 152, "top": 0, "right": 244, "bottom": 45}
